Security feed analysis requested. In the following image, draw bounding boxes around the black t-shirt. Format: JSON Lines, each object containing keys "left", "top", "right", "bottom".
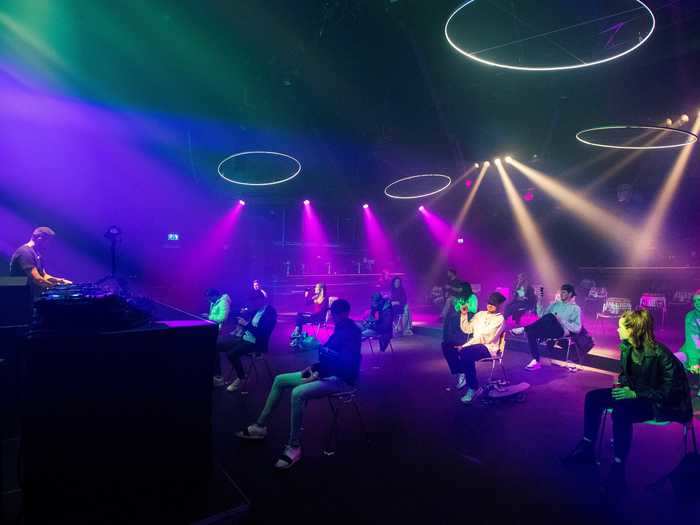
{"left": 9, "top": 244, "right": 44, "bottom": 278}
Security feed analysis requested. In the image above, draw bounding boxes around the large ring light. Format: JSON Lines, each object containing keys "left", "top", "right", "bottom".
{"left": 218, "top": 151, "right": 302, "bottom": 186}
{"left": 384, "top": 174, "right": 452, "bottom": 200}
{"left": 445, "top": 0, "right": 655, "bottom": 72}
{"left": 576, "top": 126, "right": 698, "bottom": 150}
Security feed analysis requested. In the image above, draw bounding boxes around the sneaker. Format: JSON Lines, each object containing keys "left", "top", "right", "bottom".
{"left": 226, "top": 378, "right": 242, "bottom": 392}
{"left": 511, "top": 327, "right": 525, "bottom": 336}
{"left": 236, "top": 423, "right": 267, "bottom": 440}
{"left": 274, "top": 446, "right": 302, "bottom": 469}
{"left": 561, "top": 439, "right": 596, "bottom": 466}
{"left": 213, "top": 375, "right": 228, "bottom": 387}
{"left": 461, "top": 387, "right": 483, "bottom": 404}
{"left": 456, "top": 374, "right": 467, "bottom": 390}
{"left": 525, "top": 359, "right": 542, "bottom": 371}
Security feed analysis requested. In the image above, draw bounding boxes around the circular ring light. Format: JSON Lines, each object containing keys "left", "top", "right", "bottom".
{"left": 384, "top": 174, "right": 452, "bottom": 200}
{"left": 576, "top": 126, "right": 698, "bottom": 150}
{"left": 218, "top": 151, "right": 302, "bottom": 186}
{"left": 445, "top": 0, "right": 655, "bottom": 72}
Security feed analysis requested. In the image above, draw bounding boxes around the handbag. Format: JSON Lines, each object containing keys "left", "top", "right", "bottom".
{"left": 573, "top": 327, "right": 595, "bottom": 354}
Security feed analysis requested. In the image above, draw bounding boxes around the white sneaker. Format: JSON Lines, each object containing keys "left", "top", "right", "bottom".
{"left": 461, "top": 387, "right": 483, "bottom": 404}
{"left": 456, "top": 374, "right": 467, "bottom": 390}
{"left": 236, "top": 423, "right": 267, "bottom": 440}
{"left": 226, "top": 378, "right": 242, "bottom": 391}
{"left": 511, "top": 327, "right": 525, "bottom": 336}
{"left": 525, "top": 359, "right": 542, "bottom": 371}
{"left": 274, "top": 446, "right": 302, "bottom": 469}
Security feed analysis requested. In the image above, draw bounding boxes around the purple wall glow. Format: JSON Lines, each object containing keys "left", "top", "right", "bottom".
{"left": 362, "top": 205, "right": 396, "bottom": 271}
{"left": 301, "top": 201, "right": 332, "bottom": 275}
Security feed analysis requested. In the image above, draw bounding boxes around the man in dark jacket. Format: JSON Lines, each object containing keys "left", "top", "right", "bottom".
{"left": 361, "top": 292, "right": 393, "bottom": 352}
{"left": 218, "top": 293, "right": 277, "bottom": 392}
{"left": 236, "top": 299, "right": 361, "bottom": 470}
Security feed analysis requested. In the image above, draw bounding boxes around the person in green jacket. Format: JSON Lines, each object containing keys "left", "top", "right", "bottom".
{"left": 680, "top": 290, "right": 700, "bottom": 377}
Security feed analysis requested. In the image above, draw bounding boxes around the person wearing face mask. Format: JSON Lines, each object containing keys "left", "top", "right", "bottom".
{"left": 562, "top": 309, "right": 692, "bottom": 501}
{"left": 680, "top": 290, "right": 700, "bottom": 388}
{"left": 511, "top": 283, "right": 581, "bottom": 371}
{"left": 455, "top": 291, "right": 507, "bottom": 404}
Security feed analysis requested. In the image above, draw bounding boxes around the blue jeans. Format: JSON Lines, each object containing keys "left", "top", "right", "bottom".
{"left": 257, "top": 372, "right": 351, "bottom": 447}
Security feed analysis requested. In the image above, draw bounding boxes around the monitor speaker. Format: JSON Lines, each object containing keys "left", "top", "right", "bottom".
{"left": 0, "top": 276, "right": 31, "bottom": 326}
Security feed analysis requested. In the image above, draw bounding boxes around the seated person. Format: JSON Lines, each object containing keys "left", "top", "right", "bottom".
{"left": 456, "top": 292, "right": 507, "bottom": 404}
{"left": 680, "top": 289, "right": 700, "bottom": 384}
{"left": 503, "top": 273, "right": 537, "bottom": 324}
{"left": 236, "top": 299, "right": 361, "bottom": 470}
{"left": 205, "top": 288, "right": 231, "bottom": 329}
{"left": 390, "top": 276, "right": 411, "bottom": 335}
{"left": 361, "top": 292, "right": 393, "bottom": 352}
{"left": 290, "top": 282, "right": 328, "bottom": 347}
{"left": 441, "top": 282, "right": 478, "bottom": 389}
{"left": 250, "top": 279, "right": 268, "bottom": 301}
{"left": 205, "top": 289, "right": 231, "bottom": 384}
{"left": 511, "top": 283, "right": 581, "bottom": 371}
{"left": 217, "top": 293, "right": 277, "bottom": 392}
{"left": 440, "top": 268, "right": 463, "bottom": 320}
{"left": 562, "top": 309, "right": 692, "bottom": 500}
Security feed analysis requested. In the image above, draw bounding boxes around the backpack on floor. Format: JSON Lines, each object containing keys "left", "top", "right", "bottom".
{"left": 573, "top": 327, "right": 595, "bottom": 354}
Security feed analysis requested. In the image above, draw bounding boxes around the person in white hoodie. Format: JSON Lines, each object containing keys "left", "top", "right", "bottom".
{"left": 457, "top": 291, "right": 507, "bottom": 403}
{"left": 512, "top": 283, "right": 581, "bottom": 370}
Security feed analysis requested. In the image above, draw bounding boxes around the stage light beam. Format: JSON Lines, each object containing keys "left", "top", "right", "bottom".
{"left": 629, "top": 114, "right": 700, "bottom": 265}
{"left": 508, "top": 158, "right": 637, "bottom": 247}
{"left": 495, "top": 161, "right": 563, "bottom": 294}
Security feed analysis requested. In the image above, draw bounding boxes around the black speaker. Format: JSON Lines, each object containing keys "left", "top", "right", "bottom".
{"left": 0, "top": 277, "right": 32, "bottom": 326}
{"left": 20, "top": 311, "right": 218, "bottom": 524}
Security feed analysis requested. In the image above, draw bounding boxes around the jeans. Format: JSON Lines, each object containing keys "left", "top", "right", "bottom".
{"left": 504, "top": 299, "right": 531, "bottom": 323}
{"left": 460, "top": 344, "right": 492, "bottom": 389}
{"left": 362, "top": 328, "right": 391, "bottom": 352}
{"left": 217, "top": 338, "right": 256, "bottom": 379}
{"left": 583, "top": 388, "right": 655, "bottom": 461}
{"left": 295, "top": 311, "right": 324, "bottom": 330}
{"left": 524, "top": 313, "right": 564, "bottom": 361}
{"left": 441, "top": 296, "right": 456, "bottom": 319}
{"left": 257, "top": 372, "right": 350, "bottom": 447}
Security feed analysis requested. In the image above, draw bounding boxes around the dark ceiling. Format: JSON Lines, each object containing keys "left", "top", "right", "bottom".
{"left": 2, "top": 0, "right": 699, "bottom": 268}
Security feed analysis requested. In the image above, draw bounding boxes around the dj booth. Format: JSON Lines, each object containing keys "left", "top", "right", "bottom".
{"left": 1, "top": 282, "right": 245, "bottom": 524}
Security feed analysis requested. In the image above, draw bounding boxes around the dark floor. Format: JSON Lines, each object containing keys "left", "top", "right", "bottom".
{"left": 212, "top": 318, "right": 700, "bottom": 525}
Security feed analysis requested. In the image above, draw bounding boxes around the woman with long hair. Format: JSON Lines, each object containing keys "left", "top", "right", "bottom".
{"left": 562, "top": 309, "right": 692, "bottom": 499}
{"left": 290, "top": 283, "right": 328, "bottom": 347}
{"left": 503, "top": 273, "right": 536, "bottom": 324}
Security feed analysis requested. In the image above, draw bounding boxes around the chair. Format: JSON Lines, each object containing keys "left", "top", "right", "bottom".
{"left": 477, "top": 331, "right": 508, "bottom": 387}
{"left": 320, "top": 389, "right": 369, "bottom": 456}
{"left": 639, "top": 293, "right": 667, "bottom": 328}
{"left": 313, "top": 296, "right": 338, "bottom": 336}
{"left": 549, "top": 334, "right": 583, "bottom": 372}
{"left": 597, "top": 409, "right": 698, "bottom": 463}
{"left": 584, "top": 287, "right": 608, "bottom": 316}
{"left": 596, "top": 297, "right": 632, "bottom": 330}
{"left": 239, "top": 352, "right": 274, "bottom": 395}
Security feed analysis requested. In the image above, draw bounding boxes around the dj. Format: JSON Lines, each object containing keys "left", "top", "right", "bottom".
{"left": 9, "top": 227, "right": 72, "bottom": 296}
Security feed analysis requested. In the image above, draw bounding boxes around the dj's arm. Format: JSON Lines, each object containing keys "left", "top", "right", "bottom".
{"left": 45, "top": 271, "right": 72, "bottom": 285}
{"left": 28, "top": 267, "right": 55, "bottom": 288}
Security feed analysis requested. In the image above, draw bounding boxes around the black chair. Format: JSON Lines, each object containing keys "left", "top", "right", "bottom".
{"left": 362, "top": 334, "right": 394, "bottom": 353}
{"left": 239, "top": 353, "right": 274, "bottom": 395}
{"left": 320, "top": 389, "right": 369, "bottom": 456}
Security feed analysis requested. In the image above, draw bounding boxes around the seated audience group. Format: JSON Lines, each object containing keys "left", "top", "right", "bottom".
{"left": 204, "top": 273, "right": 697, "bottom": 481}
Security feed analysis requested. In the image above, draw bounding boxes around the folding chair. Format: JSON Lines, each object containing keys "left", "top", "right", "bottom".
{"left": 478, "top": 331, "right": 508, "bottom": 388}
{"left": 321, "top": 389, "right": 369, "bottom": 456}
{"left": 239, "top": 352, "right": 274, "bottom": 395}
